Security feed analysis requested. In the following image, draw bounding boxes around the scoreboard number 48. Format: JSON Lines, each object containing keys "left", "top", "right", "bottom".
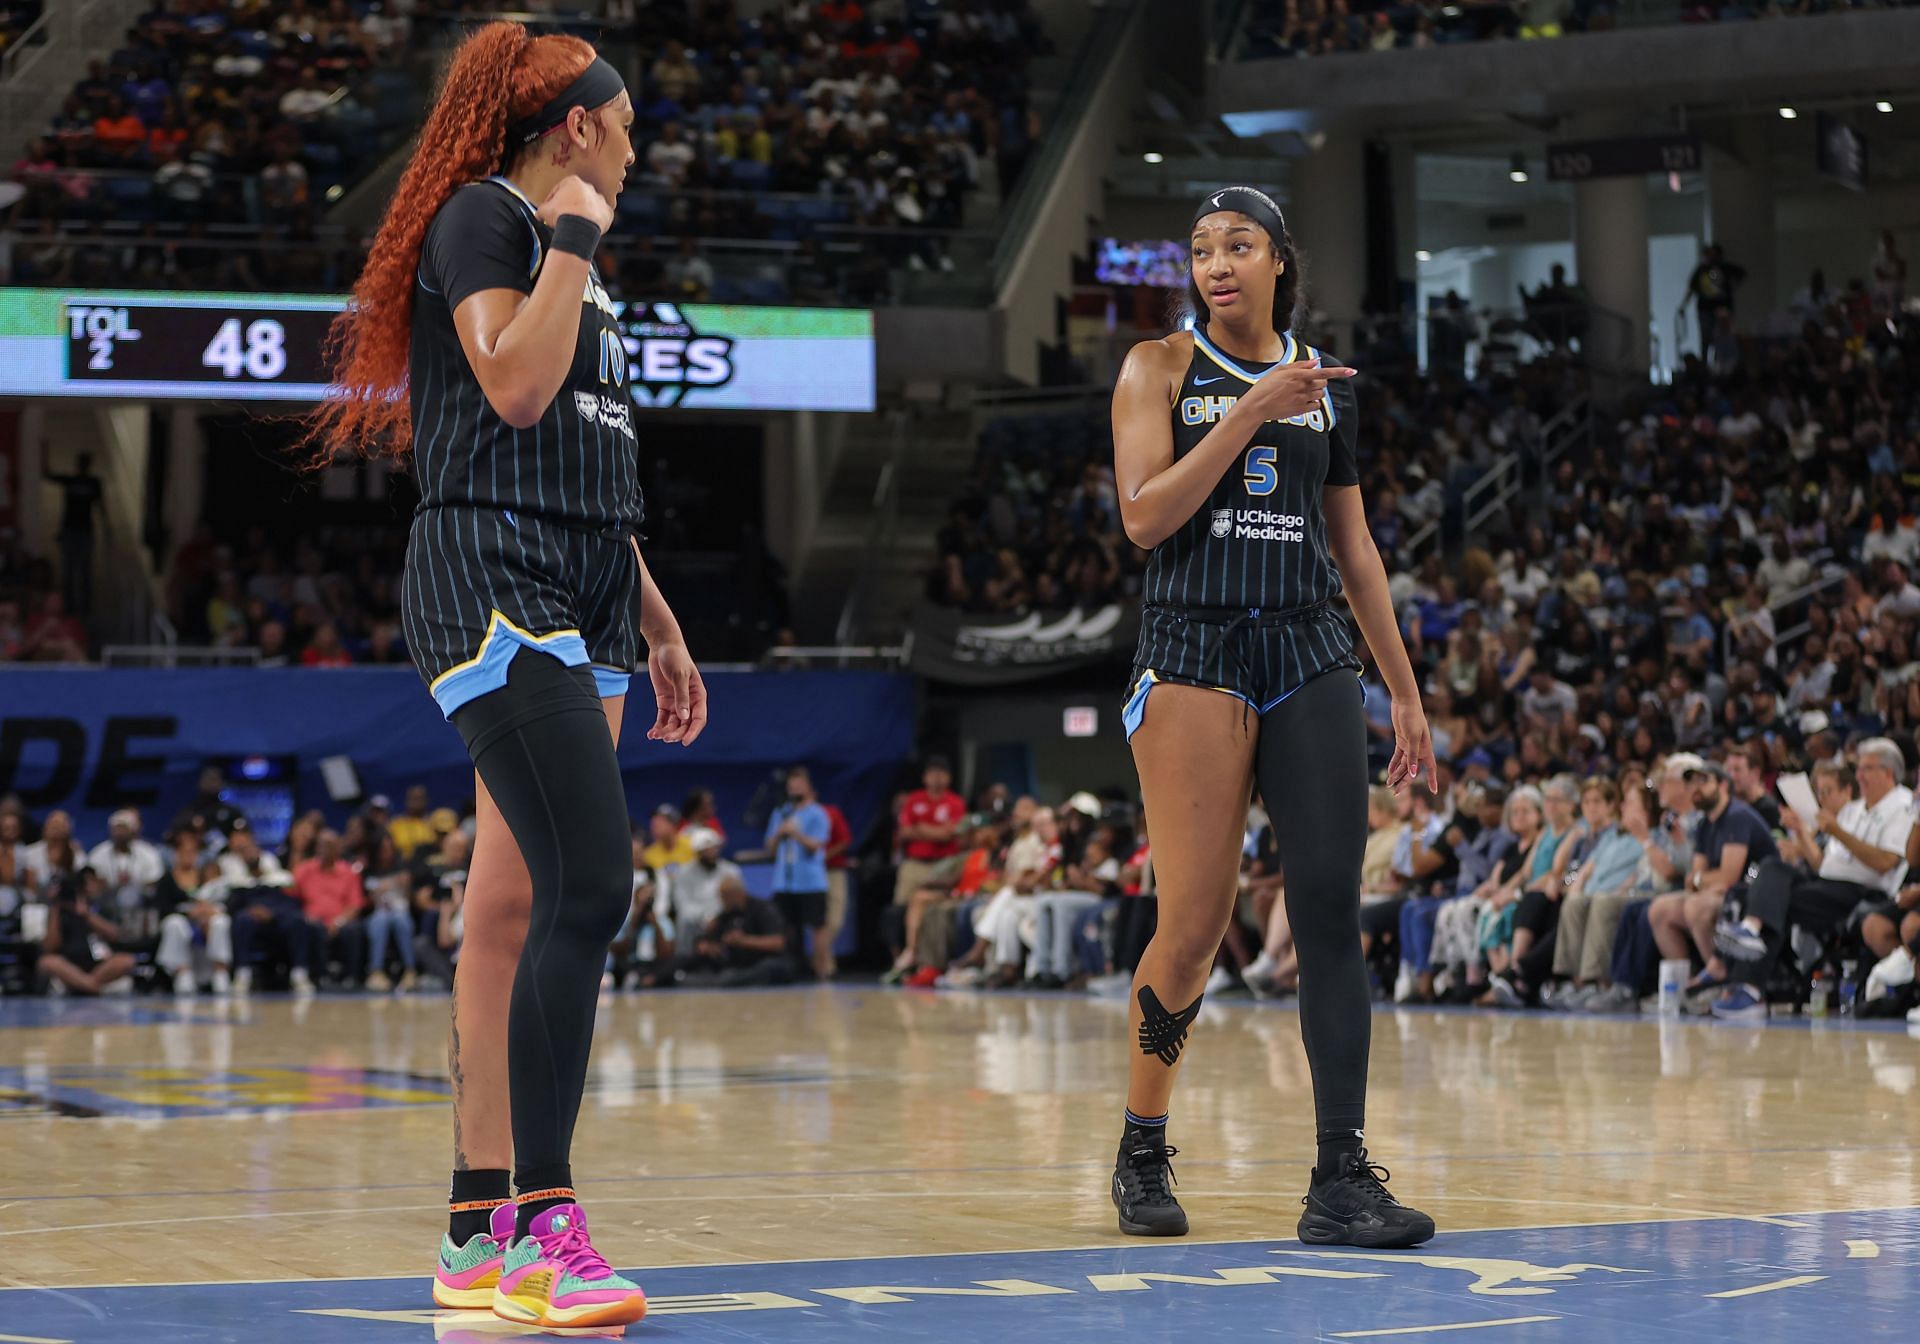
{"left": 201, "top": 318, "right": 289, "bottom": 380}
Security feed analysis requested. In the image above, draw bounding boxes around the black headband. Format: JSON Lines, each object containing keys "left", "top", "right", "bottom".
{"left": 506, "top": 57, "right": 626, "bottom": 149}
{"left": 1190, "top": 186, "right": 1287, "bottom": 244}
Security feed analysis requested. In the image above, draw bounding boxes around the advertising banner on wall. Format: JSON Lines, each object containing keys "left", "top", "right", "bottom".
{"left": 0, "top": 666, "right": 910, "bottom": 845}
{"left": 910, "top": 604, "right": 1140, "bottom": 686}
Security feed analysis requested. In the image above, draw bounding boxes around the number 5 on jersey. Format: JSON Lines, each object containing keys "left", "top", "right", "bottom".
{"left": 1243, "top": 444, "right": 1279, "bottom": 496}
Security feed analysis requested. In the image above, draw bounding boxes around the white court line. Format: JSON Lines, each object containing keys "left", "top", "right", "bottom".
{"left": 3, "top": 1202, "right": 1915, "bottom": 1294}
{"left": 1847, "top": 1240, "right": 1880, "bottom": 1259}
{"left": 0, "top": 1189, "right": 1844, "bottom": 1244}
{"left": 1331, "top": 1318, "right": 1559, "bottom": 1339}
{"left": 1705, "top": 1275, "right": 1827, "bottom": 1299}
{"left": 0, "top": 1187, "right": 1860, "bottom": 1244}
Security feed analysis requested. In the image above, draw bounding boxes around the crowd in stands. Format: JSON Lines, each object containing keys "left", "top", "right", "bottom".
{"left": 0, "top": 547, "right": 87, "bottom": 663}
{"left": 874, "top": 744, "right": 1920, "bottom": 1026}
{"left": 0, "top": 0, "right": 1045, "bottom": 300}
{"left": 0, "top": 768, "right": 857, "bottom": 996}
{"left": 1235, "top": 0, "right": 1918, "bottom": 59}
{"left": 163, "top": 523, "right": 415, "bottom": 669}
{"left": 609, "top": 0, "right": 1043, "bottom": 246}
{"left": 4, "top": 0, "right": 414, "bottom": 246}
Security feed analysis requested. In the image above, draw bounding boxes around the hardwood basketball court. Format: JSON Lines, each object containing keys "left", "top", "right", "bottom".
{"left": 1, "top": 987, "right": 1915, "bottom": 1341}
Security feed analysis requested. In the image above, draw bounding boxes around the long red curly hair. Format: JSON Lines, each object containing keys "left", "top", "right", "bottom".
{"left": 300, "top": 24, "right": 597, "bottom": 462}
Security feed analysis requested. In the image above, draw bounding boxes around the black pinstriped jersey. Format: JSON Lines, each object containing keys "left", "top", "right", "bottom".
{"left": 1140, "top": 327, "right": 1360, "bottom": 611}
{"left": 409, "top": 176, "right": 643, "bottom": 532}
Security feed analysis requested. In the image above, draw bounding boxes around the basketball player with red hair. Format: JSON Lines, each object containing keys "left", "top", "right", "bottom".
{"left": 308, "top": 24, "right": 707, "bottom": 1328}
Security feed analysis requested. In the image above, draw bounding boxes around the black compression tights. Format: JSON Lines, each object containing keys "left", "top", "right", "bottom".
{"left": 452, "top": 648, "right": 633, "bottom": 1195}
{"left": 1255, "top": 669, "right": 1372, "bottom": 1147}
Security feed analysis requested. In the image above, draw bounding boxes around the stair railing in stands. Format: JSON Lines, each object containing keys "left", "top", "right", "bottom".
{"left": 834, "top": 407, "right": 911, "bottom": 649}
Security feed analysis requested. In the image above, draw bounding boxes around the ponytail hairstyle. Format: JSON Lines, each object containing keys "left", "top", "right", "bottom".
{"left": 1180, "top": 228, "right": 1306, "bottom": 339}
{"left": 298, "top": 23, "right": 597, "bottom": 463}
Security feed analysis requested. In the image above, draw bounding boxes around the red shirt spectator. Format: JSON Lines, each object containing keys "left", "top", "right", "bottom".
{"left": 292, "top": 851, "right": 365, "bottom": 927}
{"left": 92, "top": 108, "right": 147, "bottom": 159}
{"left": 823, "top": 802, "right": 854, "bottom": 870}
{"left": 300, "top": 621, "right": 353, "bottom": 667}
{"left": 146, "top": 121, "right": 187, "bottom": 159}
{"left": 897, "top": 758, "right": 965, "bottom": 861}
{"left": 24, "top": 594, "right": 88, "bottom": 661}
{"left": 678, "top": 789, "right": 727, "bottom": 842}
{"left": 952, "top": 839, "right": 999, "bottom": 897}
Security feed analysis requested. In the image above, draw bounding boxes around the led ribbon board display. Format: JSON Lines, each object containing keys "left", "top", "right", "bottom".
{"left": 0, "top": 290, "right": 876, "bottom": 410}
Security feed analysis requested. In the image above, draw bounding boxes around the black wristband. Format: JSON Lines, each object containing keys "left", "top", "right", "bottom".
{"left": 550, "top": 213, "right": 602, "bottom": 261}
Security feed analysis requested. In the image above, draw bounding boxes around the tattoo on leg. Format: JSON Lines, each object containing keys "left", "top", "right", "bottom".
{"left": 1137, "top": 986, "right": 1203, "bottom": 1067}
{"left": 449, "top": 977, "right": 469, "bottom": 1171}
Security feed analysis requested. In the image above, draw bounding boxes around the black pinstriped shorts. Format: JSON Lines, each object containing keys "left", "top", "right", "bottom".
{"left": 1123, "top": 601, "right": 1361, "bottom": 739}
{"left": 401, "top": 505, "right": 639, "bottom": 719}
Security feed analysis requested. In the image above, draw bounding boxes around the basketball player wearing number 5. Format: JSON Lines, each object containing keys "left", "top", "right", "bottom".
{"left": 1108, "top": 187, "right": 1437, "bottom": 1246}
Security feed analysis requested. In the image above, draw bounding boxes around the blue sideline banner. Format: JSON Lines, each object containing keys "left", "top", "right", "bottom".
{"left": 0, "top": 666, "right": 913, "bottom": 852}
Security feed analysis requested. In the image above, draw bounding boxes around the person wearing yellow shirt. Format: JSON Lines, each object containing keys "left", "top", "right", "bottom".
{"left": 387, "top": 785, "right": 439, "bottom": 860}
{"left": 642, "top": 804, "right": 696, "bottom": 872}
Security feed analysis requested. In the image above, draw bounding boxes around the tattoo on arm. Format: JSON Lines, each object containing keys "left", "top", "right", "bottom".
{"left": 1137, "top": 986, "right": 1204, "bottom": 1066}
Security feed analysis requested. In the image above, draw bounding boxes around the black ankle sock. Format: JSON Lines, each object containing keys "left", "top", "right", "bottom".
{"left": 449, "top": 1169, "right": 511, "bottom": 1244}
{"left": 1122, "top": 1108, "right": 1169, "bottom": 1149}
{"left": 1315, "top": 1128, "right": 1363, "bottom": 1178}
{"left": 513, "top": 1164, "right": 575, "bottom": 1240}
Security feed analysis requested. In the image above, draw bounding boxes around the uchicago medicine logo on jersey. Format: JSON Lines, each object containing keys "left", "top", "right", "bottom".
{"left": 573, "top": 390, "right": 635, "bottom": 438}
{"left": 1214, "top": 506, "right": 1301, "bottom": 542}
{"left": 1234, "top": 509, "right": 1306, "bottom": 543}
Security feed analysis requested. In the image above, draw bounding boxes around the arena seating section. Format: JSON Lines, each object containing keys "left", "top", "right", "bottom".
{"left": 1, "top": 0, "right": 1046, "bottom": 302}
{"left": 1233, "top": 0, "right": 1920, "bottom": 58}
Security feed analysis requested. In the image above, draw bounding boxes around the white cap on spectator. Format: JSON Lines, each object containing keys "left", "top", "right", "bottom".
{"left": 688, "top": 827, "right": 723, "bottom": 853}
{"left": 1663, "top": 752, "right": 1705, "bottom": 783}
{"left": 1065, "top": 792, "right": 1103, "bottom": 820}
{"left": 108, "top": 809, "right": 138, "bottom": 831}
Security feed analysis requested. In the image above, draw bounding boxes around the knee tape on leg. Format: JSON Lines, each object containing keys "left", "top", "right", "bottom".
{"left": 1137, "top": 986, "right": 1203, "bottom": 1066}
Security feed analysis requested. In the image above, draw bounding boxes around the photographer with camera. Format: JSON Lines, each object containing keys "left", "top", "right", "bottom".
{"left": 38, "top": 868, "right": 136, "bottom": 996}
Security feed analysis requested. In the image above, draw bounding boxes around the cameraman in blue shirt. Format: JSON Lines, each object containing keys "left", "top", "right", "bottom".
{"left": 767, "top": 766, "right": 834, "bottom": 979}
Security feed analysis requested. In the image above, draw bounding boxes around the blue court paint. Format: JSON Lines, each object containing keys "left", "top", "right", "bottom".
{"left": 3, "top": 1208, "right": 1915, "bottom": 1343}
{"left": 0, "top": 999, "right": 244, "bottom": 1031}
{"left": 3, "top": 988, "right": 1912, "bottom": 1035}
{"left": 0, "top": 1065, "right": 450, "bottom": 1118}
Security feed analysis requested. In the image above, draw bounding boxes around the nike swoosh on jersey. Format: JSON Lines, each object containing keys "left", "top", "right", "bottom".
{"left": 1194, "top": 376, "right": 1226, "bottom": 386}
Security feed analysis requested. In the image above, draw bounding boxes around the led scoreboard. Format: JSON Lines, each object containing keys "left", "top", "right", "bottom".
{"left": 64, "top": 296, "right": 336, "bottom": 395}
{"left": 0, "top": 289, "right": 876, "bottom": 410}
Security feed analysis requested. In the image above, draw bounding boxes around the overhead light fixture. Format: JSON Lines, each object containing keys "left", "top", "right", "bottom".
{"left": 1142, "top": 151, "right": 1164, "bottom": 164}
{"left": 1876, "top": 100, "right": 1894, "bottom": 113}
{"left": 1415, "top": 249, "right": 1432, "bottom": 262}
{"left": 1778, "top": 106, "right": 1798, "bottom": 120}
{"left": 1509, "top": 153, "right": 1529, "bottom": 184}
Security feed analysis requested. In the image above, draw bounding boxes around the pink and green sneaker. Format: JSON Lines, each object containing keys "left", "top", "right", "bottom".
{"left": 491, "top": 1202, "right": 647, "bottom": 1328}
{"left": 432, "top": 1201, "right": 516, "bottom": 1309}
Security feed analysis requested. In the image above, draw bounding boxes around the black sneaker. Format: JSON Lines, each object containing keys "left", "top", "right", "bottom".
{"left": 1298, "top": 1149, "right": 1435, "bottom": 1248}
{"left": 1112, "top": 1137, "right": 1188, "bottom": 1236}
